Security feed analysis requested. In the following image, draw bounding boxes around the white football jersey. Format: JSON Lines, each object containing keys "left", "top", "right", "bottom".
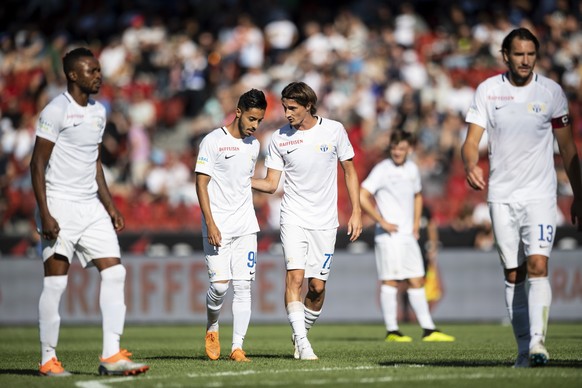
{"left": 361, "top": 158, "right": 421, "bottom": 237}
{"left": 265, "top": 117, "right": 355, "bottom": 229}
{"left": 466, "top": 72, "right": 568, "bottom": 202}
{"left": 195, "top": 127, "right": 260, "bottom": 238}
{"left": 35, "top": 92, "right": 106, "bottom": 201}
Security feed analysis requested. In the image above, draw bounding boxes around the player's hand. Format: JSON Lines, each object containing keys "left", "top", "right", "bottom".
{"left": 465, "top": 164, "right": 486, "bottom": 191}
{"left": 207, "top": 224, "right": 222, "bottom": 247}
{"left": 571, "top": 198, "right": 582, "bottom": 232}
{"left": 41, "top": 215, "right": 60, "bottom": 240}
{"left": 109, "top": 208, "right": 125, "bottom": 231}
{"left": 347, "top": 214, "right": 363, "bottom": 242}
{"left": 379, "top": 219, "right": 398, "bottom": 234}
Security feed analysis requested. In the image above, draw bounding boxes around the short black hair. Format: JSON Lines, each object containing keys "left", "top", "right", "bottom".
{"left": 238, "top": 88, "right": 267, "bottom": 111}
{"left": 62, "top": 47, "right": 95, "bottom": 76}
{"left": 501, "top": 28, "right": 539, "bottom": 56}
{"left": 390, "top": 130, "right": 415, "bottom": 146}
{"left": 281, "top": 82, "right": 317, "bottom": 115}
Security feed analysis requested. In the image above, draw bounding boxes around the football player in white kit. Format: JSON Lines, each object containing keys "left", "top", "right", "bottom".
{"left": 360, "top": 130, "right": 455, "bottom": 343}
{"left": 252, "top": 82, "right": 363, "bottom": 360}
{"left": 30, "top": 48, "right": 149, "bottom": 376}
{"left": 195, "top": 89, "right": 267, "bottom": 362}
{"left": 462, "top": 28, "right": 582, "bottom": 368}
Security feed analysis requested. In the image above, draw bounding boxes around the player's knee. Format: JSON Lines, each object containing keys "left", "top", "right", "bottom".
{"left": 100, "top": 264, "right": 126, "bottom": 283}
{"left": 527, "top": 256, "right": 548, "bottom": 278}
{"left": 286, "top": 272, "right": 304, "bottom": 290}
{"left": 232, "top": 280, "right": 251, "bottom": 293}
{"left": 307, "top": 281, "right": 325, "bottom": 295}
{"left": 43, "top": 275, "right": 68, "bottom": 292}
{"left": 232, "top": 280, "right": 251, "bottom": 302}
{"left": 210, "top": 281, "right": 229, "bottom": 297}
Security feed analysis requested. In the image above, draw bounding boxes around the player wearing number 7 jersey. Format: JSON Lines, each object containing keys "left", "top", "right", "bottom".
{"left": 195, "top": 89, "right": 268, "bottom": 362}
{"left": 252, "top": 82, "right": 362, "bottom": 360}
{"left": 462, "top": 28, "right": 582, "bottom": 368}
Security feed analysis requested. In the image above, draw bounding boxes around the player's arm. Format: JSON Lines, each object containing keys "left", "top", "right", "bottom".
{"left": 195, "top": 172, "right": 222, "bottom": 246}
{"left": 359, "top": 187, "right": 398, "bottom": 234}
{"left": 30, "top": 137, "right": 59, "bottom": 240}
{"left": 251, "top": 168, "right": 282, "bottom": 194}
{"left": 413, "top": 192, "right": 422, "bottom": 240}
{"left": 340, "top": 158, "right": 362, "bottom": 241}
{"left": 554, "top": 123, "right": 582, "bottom": 230}
{"left": 96, "top": 145, "right": 124, "bottom": 231}
{"left": 461, "top": 123, "right": 486, "bottom": 191}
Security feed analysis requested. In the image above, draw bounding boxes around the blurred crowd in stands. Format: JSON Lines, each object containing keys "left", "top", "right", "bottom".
{"left": 1, "top": 0, "right": 582, "bottom": 254}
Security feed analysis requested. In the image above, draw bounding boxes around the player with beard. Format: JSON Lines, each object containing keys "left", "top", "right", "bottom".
{"left": 462, "top": 28, "right": 582, "bottom": 368}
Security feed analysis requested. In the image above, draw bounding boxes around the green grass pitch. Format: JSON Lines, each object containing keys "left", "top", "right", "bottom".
{"left": 1, "top": 323, "right": 581, "bottom": 387}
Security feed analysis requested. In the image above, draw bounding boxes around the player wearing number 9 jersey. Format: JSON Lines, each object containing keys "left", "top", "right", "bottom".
{"left": 195, "top": 89, "right": 267, "bottom": 362}
{"left": 462, "top": 28, "right": 582, "bottom": 368}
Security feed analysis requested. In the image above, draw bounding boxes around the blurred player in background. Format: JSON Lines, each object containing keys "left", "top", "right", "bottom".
{"left": 252, "top": 81, "right": 362, "bottom": 360}
{"left": 360, "top": 130, "right": 455, "bottom": 343}
{"left": 30, "top": 47, "right": 149, "bottom": 377}
{"left": 195, "top": 89, "right": 267, "bottom": 362}
{"left": 462, "top": 27, "right": 582, "bottom": 367}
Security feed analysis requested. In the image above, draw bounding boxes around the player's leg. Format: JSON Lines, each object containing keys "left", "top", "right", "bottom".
{"left": 491, "top": 202, "right": 531, "bottom": 366}
{"left": 93, "top": 258, "right": 125, "bottom": 359}
{"left": 400, "top": 238, "right": 454, "bottom": 342}
{"left": 229, "top": 234, "right": 257, "bottom": 362}
{"left": 303, "top": 228, "right": 336, "bottom": 328}
{"left": 281, "top": 225, "right": 315, "bottom": 359}
{"left": 38, "top": 255, "right": 71, "bottom": 376}
{"left": 374, "top": 235, "right": 410, "bottom": 342}
{"left": 523, "top": 199, "right": 555, "bottom": 367}
{"left": 93, "top": 258, "right": 147, "bottom": 375}
{"left": 526, "top": 257, "right": 551, "bottom": 367}
{"left": 203, "top": 236, "right": 232, "bottom": 360}
{"left": 81, "top": 201, "right": 148, "bottom": 376}
{"left": 36, "top": 197, "right": 76, "bottom": 376}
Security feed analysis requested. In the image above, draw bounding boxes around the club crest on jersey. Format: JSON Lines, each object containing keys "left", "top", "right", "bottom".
{"left": 317, "top": 143, "right": 332, "bottom": 153}
{"left": 527, "top": 102, "right": 546, "bottom": 114}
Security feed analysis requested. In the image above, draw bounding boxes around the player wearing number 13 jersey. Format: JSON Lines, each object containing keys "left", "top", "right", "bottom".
{"left": 195, "top": 89, "right": 267, "bottom": 362}
{"left": 462, "top": 28, "right": 582, "bottom": 368}
{"left": 252, "top": 82, "right": 363, "bottom": 360}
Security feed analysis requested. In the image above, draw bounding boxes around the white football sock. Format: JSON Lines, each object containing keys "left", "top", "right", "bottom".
{"left": 232, "top": 280, "right": 252, "bottom": 351}
{"left": 100, "top": 265, "right": 127, "bottom": 359}
{"left": 407, "top": 287, "right": 436, "bottom": 330}
{"left": 380, "top": 284, "right": 399, "bottom": 331}
{"left": 206, "top": 282, "right": 229, "bottom": 332}
{"left": 505, "top": 280, "right": 530, "bottom": 355}
{"left": 39, "top": 275, "right": 67, "bottom": 365}
{"left": 287, "top": 301, "right": 307, "bottom": 346}
{"left": 528, "top": 277, "right": 551, "bottom": 348}
{"left": 304, "top": 306, "right": 321, "bottom": 332}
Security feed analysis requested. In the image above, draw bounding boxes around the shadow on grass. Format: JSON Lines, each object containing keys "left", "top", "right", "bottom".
{"left": 319, "top": 336, "right": 384, "bottom": 342}
{"left": 143, "top": 355, "right": 206, "bottom": 361}
{"left": 0, "top": 369, "right": 51, "bottom": 376}
{"left": 379, "top": 359, "right": 582, "bottom": 368}
{"left": 244, "top": 354, "right": 295, "bottom": 359}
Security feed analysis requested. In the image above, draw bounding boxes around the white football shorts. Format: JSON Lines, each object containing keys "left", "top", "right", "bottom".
{"left": 489, "top": 199, "right": 557, "bottom": 269}
{"left": 35, "top": 197, "right": 121, "bottom": 268}
{"left": 374, "top": 233, "right": 425, "bottom": 281}
{"left": 203, "top": 233, "right": 257, "bottom": 282}
{"left": 280, "top": 224, "right": 337, "bottom": 281}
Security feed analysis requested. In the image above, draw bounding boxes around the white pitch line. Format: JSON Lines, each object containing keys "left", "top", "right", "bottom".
{"left": 75, "top": 365, "right": 391, "bottom": 388}
{"left": 74, "top": 365, "right": 507, "bottom": 388}
{"left": 75, "top": 376, "right": 137, "bottom": 388}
